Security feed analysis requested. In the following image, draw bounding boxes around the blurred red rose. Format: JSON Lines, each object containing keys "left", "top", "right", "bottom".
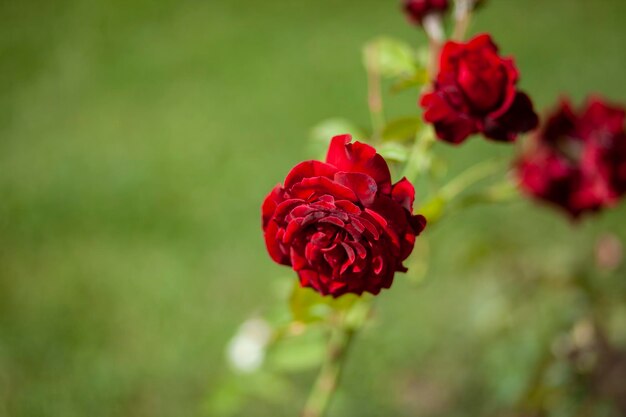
{"left": 517, "top": 97, "right": 626, "bottom": 218}
{"left": 420, "top": 34, "right": 538, "bottom": 144}
{"left": 403, "top": 0, "right": 449, "bottom": 26}
{"left": 262, "top": 135, "right": 427, "bottom": 297}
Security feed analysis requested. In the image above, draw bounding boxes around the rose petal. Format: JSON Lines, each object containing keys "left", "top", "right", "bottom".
{"left": 329, "top": 280, "right": 348, "bottom": 297}
{"left": 391, "top": 177, "right": 416, "bottom": 211}
{"left": 290, "top": 176, "right": 358, "bottom": 202}
{"left": 318, "top": 216, "right": 345, "bottom": 228}
{"left": 467, "top": 33, "right": 499, "bottom": 53}
{"left": 483, "top": 92, "right": 539, "bottom": 142}
{"left": 421, "top": 90, "right": 478, "bottom": 144}
{"left": 264, "top": 220, "right": 290, "bottom": 265}
{"left": 334, "top": 172, "right": 378, "bottom": 206}
{"left": 262, "top": 185, "right": 284, "bottom": 229}
{"left": 409, "top": 214, "right": 428, "bottom": 235}
{"left": 283, "top": 219, "right": 303, "bottom": 244}
{"left": 325, "top": 135, "right": 392, "bottom": 193}
{"left": 335, "top": 199, "right": 361, "bottom": 214}
{"left": 290, "top": 247, "right": 309, "bottom": 271}
{"left": 284, "top": 160, "right": 337, "bottom": 189}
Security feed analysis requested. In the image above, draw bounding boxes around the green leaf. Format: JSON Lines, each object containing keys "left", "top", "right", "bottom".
{"left": 365, "top": 37, "right": 417, "bottom": 78}
{"left": 266, "top": 327, "right": 326, "bottom": 372}
{"left": 310, "top": 118, "right": 366, "bottom": 143}
{"left": 415, "top": 45, "right": 430, "bottom": 69}
{"left": 390, "top": 76, "right": 423, "bottom": 93}
{"left": 405, "top": 238, "right": 430, "bottom": 286}
{"left": 429, "top": 155, "right": 448, "bottom": 181}
{"left": 289, "top": 284, "right": 359, "bottom": 324}
{"left": 343, "top": 299, "right": 373, "bottom": 330}
{"left": 419, "top": 195, "right": 446, "bottom": 224}
{"left": 390, "top": 69, "right": 429, "bottom": 93}
{"left": 205, "top": 371, "right": 296, "bottom": 416}
{"left": 205, "top": 377, "right": 245, "bottom": 416}
{"left": 309, "top": 118, "right": 367, "bottom": 158}
{"left": 377, "top": 142, "right": 409, "bottom": 163}
{"left": 381, "top": 116, "right": 423, "bottom": 143}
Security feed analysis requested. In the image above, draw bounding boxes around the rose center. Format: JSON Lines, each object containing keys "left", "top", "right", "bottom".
{"left": 554, "top": 135, "right": 584, "bottom": 163}
{"left": 457, "top": 52, "right": 506, "bottom": 112}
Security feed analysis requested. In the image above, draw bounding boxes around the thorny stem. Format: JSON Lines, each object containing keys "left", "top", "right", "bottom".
{"left": 300, "top": 314, "right": 358, "bottom": 417}
{"left": 364, "top": 44, "right": 385, "bottom": 140}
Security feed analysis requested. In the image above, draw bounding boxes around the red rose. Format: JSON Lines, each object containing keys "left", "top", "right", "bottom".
{"left": 517, "top": 97, "right": 626, "bottom": 218}
{"left": 420, "top": 34, "right": 538, "bottom": 144}
{"left": 403, "top": 0, "right": 449, "bottom": 25}
{"left": 262, "top": 135, "right": 427, "bottom": 297}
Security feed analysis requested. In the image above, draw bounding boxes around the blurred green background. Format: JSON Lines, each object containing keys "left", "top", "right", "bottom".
{"left": 1, "top": 0, "right": 626, "bottom": 416}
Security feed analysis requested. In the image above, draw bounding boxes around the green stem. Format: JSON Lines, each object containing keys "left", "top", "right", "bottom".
{"left": 364, "top": 44, "right": 385, "bottom": 140}
{"left": 450, "top": 178, "right": 518, "bottom": 212}
{"left": 300, "top": 316, "right": 357, "bottom": 417}
{"left": 402, "top": 124, "right": 436, "bottom": 181}
{"left": 439, "top": 159, "right": 505, "bottom": 201}
{"left": 417, "top": 160, "right": 509, "bottom": 224}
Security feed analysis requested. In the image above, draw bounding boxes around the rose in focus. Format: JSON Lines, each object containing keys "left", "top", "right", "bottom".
{"left": 517, "top": 97, "right": 626, "bottom": 218}
{"left": 403, "top": 0, "right": 449, "bottom": 26}
{"left": 262, "top": 135, "right": 427, "bottom": 297}
{"left": 420, "top": 33, "right": 538, "bottom": 144}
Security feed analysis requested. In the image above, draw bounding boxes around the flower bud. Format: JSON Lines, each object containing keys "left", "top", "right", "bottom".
{"left": 403, "top": 0, "right": 449, "bottom": 27}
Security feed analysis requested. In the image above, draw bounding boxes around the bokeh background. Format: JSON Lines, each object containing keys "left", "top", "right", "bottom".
{"left": 1, "top": 0, "right": 626, "bottom": 416}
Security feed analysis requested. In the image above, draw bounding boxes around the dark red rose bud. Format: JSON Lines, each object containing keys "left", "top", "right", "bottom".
{"left": 262, "top": 135, "right": 427, "bottom": 297}
{"left": 403, "top": 0, "right": 449, "bottom": 26}
{"left": 517, "top": 97, "right": 626, "bottom": 218}
{"left": 420, "top": 34, "right": 538, "bottom": 144}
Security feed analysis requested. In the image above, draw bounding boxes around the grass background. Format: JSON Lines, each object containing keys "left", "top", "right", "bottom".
{"left": 1, "top": 0, "right": 625, "bottom": 416}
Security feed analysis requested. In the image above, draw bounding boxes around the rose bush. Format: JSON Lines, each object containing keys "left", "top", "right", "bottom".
{"left": 420, "top": 33, "right": 538, "bottom": 144}
{"left": 262, "top": 135, "right": 427, "bottom": 297}
{"left": 517, "top": 97, "right": 626, "bottom": 218}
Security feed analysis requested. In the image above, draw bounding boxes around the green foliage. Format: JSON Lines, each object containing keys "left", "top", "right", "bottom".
{"left": 309, "top": 118, "right": 367, "bottom": 156}
{"left": 390, "top": 69, "right": 429, "bottom": 93}
{"left": 381, "top": 116, "right": 423, "bottom": 143}
{"left": 419, "top": 195, "right": 446, "bottom": 224}
{"left": 377, "top": 141, "right": 409, "bottom": 163}
{"left": 266, "top": 328, "right": 326, "bottom": 372}
{"left": 364, "top": 37, "right": 418, "bottom": 79}
{"left": 206, "top": 370, "right": 295, "bottom": 416}
{"left": 290, "top": 284, "right": 360, "bottom": 324}
{"left": 364, "top": 37, "right": 428, "bottom": 94}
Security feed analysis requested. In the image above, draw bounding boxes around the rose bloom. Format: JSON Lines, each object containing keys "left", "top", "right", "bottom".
{"left": 420, "top": 33, "right": 538, "bottom": 144}
{"left": 517, "top": 97, "right": 626, "bottom": 218}
{"left": 262, "top": 135, "right": 427, "bottom": 297}
{"left": 403, "top": 0, "right": 449, "bottom": 25}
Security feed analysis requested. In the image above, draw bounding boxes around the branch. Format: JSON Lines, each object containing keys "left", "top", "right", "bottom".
{"left": 300, "top": 318, "right": 356, "bottom": 417}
